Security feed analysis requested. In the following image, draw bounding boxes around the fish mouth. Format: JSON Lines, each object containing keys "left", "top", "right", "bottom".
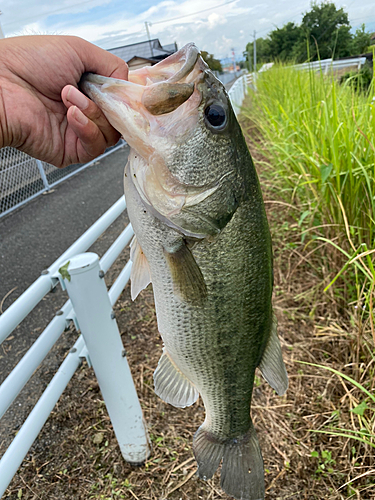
{"left": 80, "top": 43, "right": 215, "bottom": 231}
{"left": 80, "top": 43, "right": 204, "bottom": 121}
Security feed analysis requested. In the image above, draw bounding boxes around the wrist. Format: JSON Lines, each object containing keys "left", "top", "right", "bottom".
{"left": 0, "top": 83, "right": 6, "bottom": 149}
{"left": 0, "top": 41, "right": 14, "bottom": 149}
{"left": 0, "top": 77, "right": 11, "bottom": 149}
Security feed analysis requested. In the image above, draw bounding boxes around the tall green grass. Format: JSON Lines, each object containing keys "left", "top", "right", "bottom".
{"left": 243, "top": 64, "right": 375, "bottom": 310}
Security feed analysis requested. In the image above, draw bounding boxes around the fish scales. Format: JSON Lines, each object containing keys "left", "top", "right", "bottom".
{"left": 81, "top": 42, "right": 288, "bottom": 500}
{"left": 127, "top": 172, "right": 272, "bottom": 436}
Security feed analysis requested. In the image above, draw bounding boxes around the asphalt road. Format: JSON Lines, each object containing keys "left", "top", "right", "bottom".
{"left": 0, "top": 145, "right": 130, "bottom": 452}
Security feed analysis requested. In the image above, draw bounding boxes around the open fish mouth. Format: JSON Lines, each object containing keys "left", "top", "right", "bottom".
{"left": 80, "top": 44, "right": 217, "bottom": 226}
{"left": 80, "top": 43, "right": 205, "bottom": 131}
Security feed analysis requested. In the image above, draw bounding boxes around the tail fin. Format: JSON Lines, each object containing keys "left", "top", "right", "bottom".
{"left": 193, "top": 423, "right": 265, "bottom": 500}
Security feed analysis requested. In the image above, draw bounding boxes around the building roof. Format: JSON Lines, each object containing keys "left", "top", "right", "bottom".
{"left": 107, "top": 39, "right": 177, "bottom": 64}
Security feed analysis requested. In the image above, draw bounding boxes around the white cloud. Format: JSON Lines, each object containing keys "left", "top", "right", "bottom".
{"left": 2, "top": 0, "right": 375, "bottom": 59}
{"left": 207, "top": 13, "right": 227, "bottom": 30}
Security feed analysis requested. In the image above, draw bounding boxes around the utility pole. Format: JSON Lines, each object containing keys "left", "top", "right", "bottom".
{"left": 247, "top": 49, "right": 252, "bottom": 72}
{"left": 145, "top": 22, "right": 154, "bottom": 58}
{"left": 253, "top": 30, "right": 257, "bottom": 73}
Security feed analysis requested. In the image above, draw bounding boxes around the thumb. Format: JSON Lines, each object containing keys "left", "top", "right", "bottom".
{"left": 66, "top": 36, "right": 129, "bottom": 81}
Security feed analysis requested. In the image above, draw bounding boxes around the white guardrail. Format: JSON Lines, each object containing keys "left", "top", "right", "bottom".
{"left": 0, "top": 77, "right": 249, "bottom": 497}
{"left": 228, "top": 73, "right": 249, "bottom": 115}
{"left": 0, "top": 196, "right": 151, "bottom": 497}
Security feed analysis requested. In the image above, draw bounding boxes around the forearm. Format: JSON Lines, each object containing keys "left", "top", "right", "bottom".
{"left": 0, "top": 38, "right": 31, "bottom": 151}
{"left": 0, "top": 86, "right": 5, "bottom": 149}
{"left": 0, "top": 40, "right": 13, "bottom": 149}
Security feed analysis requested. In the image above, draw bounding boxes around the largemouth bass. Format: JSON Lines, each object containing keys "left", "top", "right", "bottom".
{"left": 81, "top": 43, "right": 288, "bottom": 500}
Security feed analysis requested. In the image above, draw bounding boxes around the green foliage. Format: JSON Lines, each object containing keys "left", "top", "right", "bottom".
{"left": 245, "top": 2, "right": 373, "bottom": 65}
{"left": 310, "top": 449, "right": 336, "bottom": 475}
{"left": 297, "top": 1, "right": 352, "bottom": 61}
{"left": 200, "top": 51, "right": 222, "bottom": 72}
{"left": 267, "top": 22, "right": 301, "bottom": 62}
{"left": 340, "top": 62, "right": 373, "bottom": 92}
{"left": 351, "top": 24, "right": 373, "bottom": 55}
{"left": 242, "top": 64, "right": 375, "bottom": 304}
{"left": 245, "top": 38, "right": 271, "bottom": 69}
{"left": 301, "top": 361, "right": 375, "bottom": 451}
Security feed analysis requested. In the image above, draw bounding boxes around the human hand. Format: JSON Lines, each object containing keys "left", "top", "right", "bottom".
{"left": 0, "top": 35, "right": 128, "bottom": 168}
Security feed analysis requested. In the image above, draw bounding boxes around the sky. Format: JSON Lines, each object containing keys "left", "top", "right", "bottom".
{"left": 1, "top": 0, "right": 375, "bottom": 61}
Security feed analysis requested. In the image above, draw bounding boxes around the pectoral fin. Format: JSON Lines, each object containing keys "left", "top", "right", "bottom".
{"left": 258, "top": 313, "right": 288, "bottom": 395}
{"left": 130, "top": 236, "right": 152, "bottom": 300}
{"left": 164, "top": 241, "right": 207, "bottom": 306}
{"left": 154, "top": 349, "right": 199, "bottom": 408}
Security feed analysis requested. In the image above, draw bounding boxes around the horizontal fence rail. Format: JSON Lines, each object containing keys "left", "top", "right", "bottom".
{"left": 227, "top": 73, "right": 249, "bottom": 115}
{"left": 0, "top": 194, "right": 151, "bottom": 497}
{"left": 294, "top": 56, "right": 367, "bottom": 73}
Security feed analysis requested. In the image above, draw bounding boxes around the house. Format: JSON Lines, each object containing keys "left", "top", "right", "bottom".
{"left": 107, "top": 39, "right": 178, "bottom": 70}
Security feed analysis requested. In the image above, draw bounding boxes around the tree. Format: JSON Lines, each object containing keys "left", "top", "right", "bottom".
{"left": 245, "top": 38, "right": 271, "bottom": 69}
{"left": 296, "top": 1, "right": 352, "bottom": 61}
{"left": 200, "top": 51, "right": 222, "bottom": 72}
{"left": 244, "top": 1, "right": 369, "bottom": 66}
{"left": 267, "top": 22, "right": 302, "bottom": 61}
{"left": 351, "top": 24, "right": 372, "bottom": 55}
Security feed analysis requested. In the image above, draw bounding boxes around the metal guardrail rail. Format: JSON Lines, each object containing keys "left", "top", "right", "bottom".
{"left": 227, "top": 73, "right": 249, "bottom": 115}
{"left": 256, "top": 57, "right": 367, "bottom": 75}
{"left": 294, "top": 56, "right": 367, "bottom": 73}
{"left": 0, "top": 195, "right": 150, "bottom": 497}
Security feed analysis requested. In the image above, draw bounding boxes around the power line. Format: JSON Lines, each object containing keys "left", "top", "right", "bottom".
{"left": 151, "top": 0, "right": 237, "bottom": 25}
{"left": 5, "top": 0, "right": 237, "bottom": 29}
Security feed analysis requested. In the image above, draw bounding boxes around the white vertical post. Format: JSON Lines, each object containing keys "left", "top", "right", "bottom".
{"left": 36, "top": 159, "right": 50, "bottom": 190}
{"left": 62, "top": 253, "right": 151, "bottom": 464}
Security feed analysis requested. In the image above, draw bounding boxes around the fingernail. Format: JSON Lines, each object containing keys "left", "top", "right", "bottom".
{"left": 72, "top": 106, "right": 88, "bottom": 125}
{"left": 67, "top": 86, "right": 89, "bottom": 110}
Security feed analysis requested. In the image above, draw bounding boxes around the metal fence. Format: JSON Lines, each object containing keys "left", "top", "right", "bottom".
{"left": 0, "top": 196, "right": 151, "bottom": 497}
{"left": 293, "top": 56, "right": 367, "bottom": 73}
{"left": 257, "top": 56, "right": 367, "bottom": 75}
{"left": 228, "top": 73, "right": 250, "bottom": 115}
{"left": 0, "top": 140, "right": 126, "bottom": 219}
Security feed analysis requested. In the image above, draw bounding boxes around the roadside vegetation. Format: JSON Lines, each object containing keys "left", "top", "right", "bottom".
{"left": 241, "top": 62, "right": 375, "bottom": 498}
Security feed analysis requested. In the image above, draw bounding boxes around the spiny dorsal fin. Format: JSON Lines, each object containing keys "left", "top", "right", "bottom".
{"left": 164, "top": 242, "right": 207, "bottom": 306}
{"left": 258, "top": 313, "right": 288, "bottom": 396}
{"left": 130, "top": 236, "right": 152, "bottom": 301}
{"left": 154, "top": 349, "right": 199, "bottom": 408}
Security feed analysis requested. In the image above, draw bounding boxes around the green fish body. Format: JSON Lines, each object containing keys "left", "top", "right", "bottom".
{"left": 81, "top": 43, "right": 288, "bottom": 500}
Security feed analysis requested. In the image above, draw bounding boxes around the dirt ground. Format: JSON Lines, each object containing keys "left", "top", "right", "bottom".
{"left": 3, "top": 135, "right": 375, "bottom": 499}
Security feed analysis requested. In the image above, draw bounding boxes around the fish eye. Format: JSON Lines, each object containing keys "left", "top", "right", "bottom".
{"left": 204, "top": 104, "right": 227, "bottom": 129}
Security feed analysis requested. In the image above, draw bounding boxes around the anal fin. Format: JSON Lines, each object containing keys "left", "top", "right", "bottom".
{"left": 153, "top": 349, "right": 199, "bottom": 408}
{"left": 130, "top": 236, "right": 152, "bottom": 300}
{"left": 258, "top": 313, "right": 288, "bottom": 395}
